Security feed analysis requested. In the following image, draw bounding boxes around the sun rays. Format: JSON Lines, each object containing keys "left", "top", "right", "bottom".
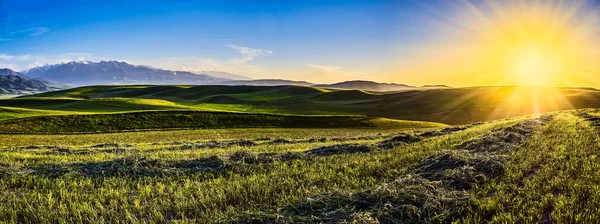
{"left": 398, "top": 0, "right": 599, "bottom": 118}
{"left": 401, "top": 0, "right": 600, "bottom": 88}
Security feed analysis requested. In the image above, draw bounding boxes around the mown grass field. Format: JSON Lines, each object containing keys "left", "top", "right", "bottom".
{"left": 0, "top": 108, "right": 598, "bottom": 223}
{"left": 3, "top": 85, "right": 600, "bottom": 124}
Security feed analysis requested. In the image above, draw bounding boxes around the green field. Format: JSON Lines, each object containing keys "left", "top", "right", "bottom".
{"left": 0, "top": 109, "right": 598, "bottom": 223}
{"left": 2, "top": 85, "right": 599, "bottom": 124}
{"left": 0, "top": 85, "right": 600, "bottom": 223}
{"left": 0, "top": 110, "right": 443, "bottom": 134}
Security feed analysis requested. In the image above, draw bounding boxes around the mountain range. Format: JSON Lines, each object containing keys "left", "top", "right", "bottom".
{"left": 22, "top": 61, "right": 227, "bottom": 86}
{"left": 0, "top": 60, "right": 449, "bottom": 95}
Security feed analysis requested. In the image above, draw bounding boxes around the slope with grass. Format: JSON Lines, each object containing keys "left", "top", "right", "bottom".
{"left": 0, "top": 109, "right": 598, "bottom": 223}
{"left": 12, "top": 85, "right": 600, "bottom": 124}
{"left": 0, "top": 68, "right": 59, "bottom": 95}
{"left": 0, "top": 110, "right": 444, "bottom": 134}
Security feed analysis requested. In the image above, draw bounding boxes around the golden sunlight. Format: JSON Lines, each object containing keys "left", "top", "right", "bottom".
{"left": 507, "top": 46, "right": 560, "bottom": 86}
{"left": 400, "top": 0, "right": 599, "bottom": 88}
{"left": 479, "top": 1, "right": 581, "bottom": 87}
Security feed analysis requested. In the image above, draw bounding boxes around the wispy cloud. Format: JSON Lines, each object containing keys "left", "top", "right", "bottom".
{"left": 0, "top": 44, "right": 273, "bottom": 76}
{"left": 9, "top": 26, "right": 50, "bottom": 37}
{"left": 305, "top": 64, "right": 370, "bottom": 83}
{"left": 0, "top": 52, "right": 95, "bottom": 70}
{"left": 131, "top": 45, "right": 274, "bottom": 77}
{"left": 0, "top": 54, "right": 14, "bottom": 60}
{"left": 228, "top": 45, "right": 273, "bottom": 63}
{"left": 0, "top": 27, "right": 50, "bottom": 41}
{"left": 10, "top": 27, "right": 50, "bottom": 36}
{"left": 306, "top": 64, "right": 343, "bottom": 73}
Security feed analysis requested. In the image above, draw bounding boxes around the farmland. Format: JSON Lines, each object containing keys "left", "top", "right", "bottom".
{"left": 0, "top": 85, "right": 599, "bottom": 223}
{"left": 0, "top": 107, "right": 598, "bottom": 222}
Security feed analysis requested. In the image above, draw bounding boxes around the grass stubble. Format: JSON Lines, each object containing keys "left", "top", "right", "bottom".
{"left": 0, "top": 110, "right": 598, "bottom": 223}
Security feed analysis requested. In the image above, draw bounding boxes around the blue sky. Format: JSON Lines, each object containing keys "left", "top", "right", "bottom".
{"left": 0, "top": 0, "right": 598, "bottom": 85}
{"left": 0, "top": 0, "right": 437, "bottom": 83}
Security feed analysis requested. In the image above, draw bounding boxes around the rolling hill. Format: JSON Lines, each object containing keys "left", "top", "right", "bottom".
{"left": 7, "top": 85, "right": 600, "bottom": 124}
{"left": 0, "top": 110, "right": 444, "bottom": 134}
{"left": 0, "top": 68, "right": 58, "bottom": 95}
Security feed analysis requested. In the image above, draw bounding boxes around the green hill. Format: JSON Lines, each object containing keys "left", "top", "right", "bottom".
{"left": 0, "top": 110, "right": 444, "bottom": 134}
{"left": 9, "top": 85, "right": 600, "bottom": 124}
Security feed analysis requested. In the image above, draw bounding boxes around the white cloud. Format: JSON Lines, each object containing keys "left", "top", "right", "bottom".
{"left": 0, "top": 45, "right": 273, "bottom": 76}
{"left": 10, "top": 27, "right": 50, "bottom": 37}
{"left": 0, "top": 27, "right": 50, "bottom": 41}
{"left": 134, "top": 56, "right": 268, "bottom": 78}
{"left": 132, "top": 45, "right": 273, "bottom": 77}
{"left": 0, "top": 52, "right": 96, "bottom": 70}
{"left": 306, "top": 64, "right": 343, "bottom": 73}
{"left": 227, "top": 45, "right": 273, "bottom": 63}
{"left": 305, "top": 64, "right": 371, "bottom": 83}
{"left": 0, "top": 54, "right": 14, "bottom": 60}
{"left": 0, "top": 63, "right": 16, "bottom": 68}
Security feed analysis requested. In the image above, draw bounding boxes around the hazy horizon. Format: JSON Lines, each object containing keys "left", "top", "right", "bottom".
{"left": 1, "top": 0, "right": 599, "bottom": 87}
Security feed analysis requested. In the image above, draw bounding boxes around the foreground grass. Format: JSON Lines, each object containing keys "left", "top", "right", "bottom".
{"left": 0, "top": 109, "right": 598, "bottom": 223}
{"left": 0, "top": 118, "right": 501, "bottom": 223}
{"left": 462, "top": 111, "right": 600, "bottom": 223}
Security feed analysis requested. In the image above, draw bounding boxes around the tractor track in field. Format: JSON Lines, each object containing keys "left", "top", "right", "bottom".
{"left": 233, "top": 115, "right": 554, "bottom": 223}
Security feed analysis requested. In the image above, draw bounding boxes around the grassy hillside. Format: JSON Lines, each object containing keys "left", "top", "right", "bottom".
{"left": 0, "top": 69, "right": 58, "bottom": 95}
{"left": 0, "top": 106, "right": 87, "bottom": 120}
{"left": 0, "top": 110, "right": 444, "bottom": 134}
{"left": 11, "top": 85, "right": 600, "bottom": 124}
{"left": 0, "top": 109, "right": 598, "bottom": 222}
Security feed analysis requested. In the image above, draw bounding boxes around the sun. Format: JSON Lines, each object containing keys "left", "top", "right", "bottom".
{"left": 507, "top": 46, "right": 561, "bottom": 87}
{"left": 397, "top": 0, "right": 599, "bottom": 88}
{"left": 476, "top": 3, "right": 579, "bottom": 87}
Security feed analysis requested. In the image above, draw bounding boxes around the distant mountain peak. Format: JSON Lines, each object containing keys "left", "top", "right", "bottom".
{"left": 0, "top": 68, "right": 58, "bottom": 95}
{"left": 22, "top": 60, "right": 230, "bottom": 86}
{"left": 0, "top": 68, "right": 25, "bottom": 77}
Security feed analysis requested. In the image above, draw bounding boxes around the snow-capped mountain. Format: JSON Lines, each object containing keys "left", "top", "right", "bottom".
{"left": 22, "top": 61, "right": 230, "bottom": 86}
{"left": 21, "top": 63, "right": 66, "bottom": 78}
